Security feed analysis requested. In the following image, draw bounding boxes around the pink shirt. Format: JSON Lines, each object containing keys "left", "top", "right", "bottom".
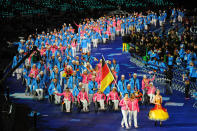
{"left": 141, "top": 75, "right": 155, "bottom": 90}
{"left": 60, "top": 46, "right": 66, "bottom": 55}
{"left": 113, "top": 21, "right": 116, "bottom": 27}
{"left": 40, "top": 49, "right": 46, "bottom": 56}
{"left": 77, "top": 91, "right": 89, "bottom": 103}
{"left": 56, "top": 92, "right": 74, "bottom": 102}
{"left": 107, "top": 91, "right": 120, "bottom": 102}
{"left": 51, "top": 47, "right": 57, "bottom": 54}
{"left": 82, "top": 74, "right": 90, "bottom": 84}
{"left": 93, "top": 93, "right": 106, "bottom": 102}
{"left": 128, "top": 99, "right": 139, "bottom": 112}
{"left": 119, "top": 99, "right": 131, "bottom": 110}
{"left": 95, "top": 74, "right": 101, "bottom": 85}
{"left": 147, "top": 86, "right": 156, "bottom": 95}
{"left": 71, "top": 41, "right": 77, "bottom": 48}
{"left": 29, "top": 68, "right": 39, "bottom": 78}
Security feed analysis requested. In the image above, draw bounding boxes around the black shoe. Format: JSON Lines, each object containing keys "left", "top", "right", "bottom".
{"left": 155, "top": 122, "right": 157, "bottom": 126}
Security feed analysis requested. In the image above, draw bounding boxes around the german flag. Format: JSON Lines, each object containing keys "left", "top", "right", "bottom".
{"left": 100, "top": 56, "right": 114, "bottom": 92}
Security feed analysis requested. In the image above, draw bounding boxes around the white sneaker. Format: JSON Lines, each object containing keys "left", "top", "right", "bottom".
{"left": 135, "top": 126, "right": 138, "bottom": 128}
{"left": 129, "top": 123, "right": 132, "bottom": 127}
{"left": 121, "top": 124, "right": 124, "bottom": 128}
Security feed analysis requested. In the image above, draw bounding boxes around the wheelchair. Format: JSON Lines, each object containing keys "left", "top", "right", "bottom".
{"left": 107, "top": 100, "right": 114, "bottom": 111}
{"left": 48, "top": 94, "right": 55, "bottom": 104}
{"left": 94, "top": 101, "right": 107, "bottom": 113}
{"left": 32, "top": 89, "right": 44, "bottom": 101}
{"left": 77, "top": 101, "right": 90, "bottom": 113}
{"left": 107, "top": 100, "right": 119, "bottom": 111}
{"left": 61, "top": 100, "right": 73, "bottom": 113}
{"left": 142, "top": 89, "right": 150, "bottom": 106}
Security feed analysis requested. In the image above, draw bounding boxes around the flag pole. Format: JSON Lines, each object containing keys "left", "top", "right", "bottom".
{"left": 102, "top": 55, "right": 120, "bottom": 91}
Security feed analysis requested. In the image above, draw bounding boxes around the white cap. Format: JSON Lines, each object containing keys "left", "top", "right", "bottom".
{"left": 67, "top": 65, "right": 71, "bottom": 69}
{"left": 133, "top": 73, "right": 137, "bottom": 76}
{"left": 121, "top": 75, "right": 125, "bottom": 78}
{"left": 143, "top": 75, "right": 147, "bottom": 78}
{"left": 19, "top": 49, "right": 24, "bottom": 53}
{"left": 150, "top": 82, "right": 153, "bottom": 85}
{"left": 92, "top": 76, "right": 95, "bottom": 78}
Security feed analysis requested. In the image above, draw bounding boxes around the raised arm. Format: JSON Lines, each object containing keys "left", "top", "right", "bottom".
{"left": 55, "top": 92, "right": 64, "bottom": 96}
{"left": 150, "top": 74, "right": 155, "bottom": 81}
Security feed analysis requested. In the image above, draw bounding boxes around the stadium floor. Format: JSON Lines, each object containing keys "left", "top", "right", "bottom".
{"left": 7, "top": 23, "right": 197, "bottom": 131}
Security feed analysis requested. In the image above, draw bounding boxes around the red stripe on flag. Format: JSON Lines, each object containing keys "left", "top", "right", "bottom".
{"left": 102, "top": 64, "right": 110, "bottom": 80}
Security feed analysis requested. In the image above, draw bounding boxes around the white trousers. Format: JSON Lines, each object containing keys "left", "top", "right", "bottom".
{"left": 128, "top": 110, "right": 138, "bottom": 127}
{"left": 153, "top": 19, "right": 157, "bottom": 27}
{"left": 111, "top": 33, "right": 115, "bottom": 40}
{"left": 125, "top": 27, "right": 129, "bottom": 34}
{"left": 116, "top": 31, "right": 120, "bottom": 36}
{"left": 103, "top": 38, "right": 107, "bottom": 44}
{"left": 98, "top": 99, "right": 105, "bottom": 109}
{"left": 142, "top": 89, "right": 145, "bottom": 102}
{"left": 87, "top": 43, "right": 91, "bottom": 51}
{"left": 82, "top": 48, "right": 88, "bottom": 53}
{"left": 121, "top": 29, "right": 125, "bottom": 36}
{"left": 60, "top": 71, "right": 63, "bottom": 86}
{"left": 151, "top": 19, "right": 154, "bottom": 24}
{"left": 77, "top": 43, "right": 80, "bottom": 51}
{"left": 83, "top": 83, "right": 89, "bottom": 95}
{"left": 93, "top": 39, "right": 98, "bottom": 48}
{"left": 148, "top": 94, "right": 155, "bottom": 103}
{"left": 54, "top": 91, "right": 61, "bottom": 104}
{"left": 72, "top": 47, "right": 76, "bottom": 57}
{"left": 112, "top": 100, "right": 119, "bottom": 110}
{"left": 81, "top": 100, "right": 88, "bottom": 111}
{"left": 64, "top": 99, "right": 71, "bottom": 112}
{"left": 145, "top": 25, "right": 148, "bottom": 30}
{"left": 89, "top": 94, "right": 94, "bottom": 103}
{"left": 13, "top": 68, "right": 23, "bottom": 80}
{"left": 178, "top": 16, "right": 182, "bottom": 22}
{"left": 36, "top": 89, "right": 44, "bottom": 100}
{"left": 159, "top": 21, "right": 163, "bottom": 26}
{"left": 173, "top": 18, "right": 176, "bottom": 23}
{"left": 121, "top": 110, "right": 129, "bottom": 128}
{"left": 137, "top": 28, "right": 140, "bottom": 32}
